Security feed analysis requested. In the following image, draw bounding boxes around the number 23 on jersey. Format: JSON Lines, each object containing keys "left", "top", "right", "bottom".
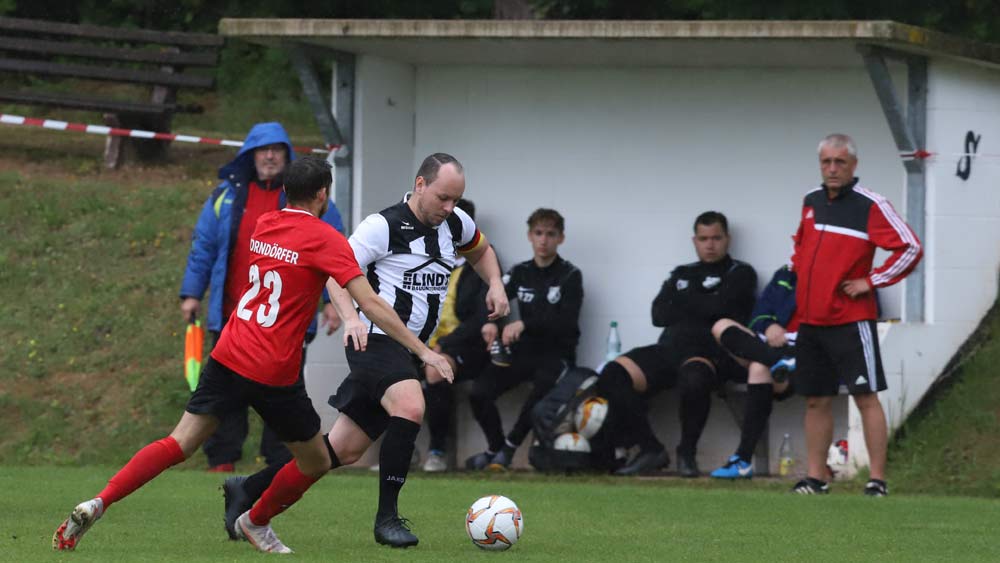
{"left": 235, "top": 264, "right": 283, "bottom": 327}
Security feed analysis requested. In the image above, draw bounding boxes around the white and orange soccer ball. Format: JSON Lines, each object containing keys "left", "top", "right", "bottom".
{"left": 573, "top": 396, "right": 609, "bottom": 439}
{"left": 465, "top": 495, "right": 524, "bottom": 551}
{"left": 553, "top": 431, "right": 591, "bottom": 452}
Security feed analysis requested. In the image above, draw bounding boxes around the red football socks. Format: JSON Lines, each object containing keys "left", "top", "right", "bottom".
{"left": 249, "top": 460, "right": 319, "bottom": 525}
{"left": 97, "top": 436, "right": 185, "bottom": 508}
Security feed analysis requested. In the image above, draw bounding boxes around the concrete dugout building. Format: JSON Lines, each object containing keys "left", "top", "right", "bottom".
{"left": 221, "top": 19, "right": 1000, "bottom": 475}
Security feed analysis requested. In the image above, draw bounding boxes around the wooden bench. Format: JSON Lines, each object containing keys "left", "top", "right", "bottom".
{"left": 0, "top": 16, "right": 223, "bottom": 167}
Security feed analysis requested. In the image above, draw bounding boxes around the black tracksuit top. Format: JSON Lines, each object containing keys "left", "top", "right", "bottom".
{"left": 504, "top": 255, "right": 583, "bottom": 363}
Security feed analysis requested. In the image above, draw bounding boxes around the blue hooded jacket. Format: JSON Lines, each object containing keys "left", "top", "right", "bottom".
{"left": 179, "top": 122, "right": 345, "bottom": 333}
{"left": 748, "top": 266, "right": 797, "bottom": 334}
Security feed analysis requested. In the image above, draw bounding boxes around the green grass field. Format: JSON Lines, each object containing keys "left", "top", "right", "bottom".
{"left": 5, "top": 466, "right": 1000, "bottom": 562}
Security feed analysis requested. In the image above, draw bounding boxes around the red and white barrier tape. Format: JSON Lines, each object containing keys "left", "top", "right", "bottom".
{"left": 0, "top": 113, "right": 338, "bottom": 155}
{"left": 900, "top": 150, "right": 1000, "bottom": 160}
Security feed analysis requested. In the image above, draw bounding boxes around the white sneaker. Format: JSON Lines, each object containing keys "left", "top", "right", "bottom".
{"left": 422, "top": 451, "right": 448, "bottom": 472}
{"left": 236, "top": 510, "right": 293, "bottom": 554}
{"left": 53, "top": 498, "right": 105, "bottom": 551}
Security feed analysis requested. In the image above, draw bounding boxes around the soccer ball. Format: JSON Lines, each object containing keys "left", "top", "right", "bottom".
{"left": 553, "top": 432, "right": 591, "bottom": 453}
{"left": 465, "top": 495, "right": 524, "bottom": 551}
{"left": 574, "top": 396, "right": 609, "bottom": 439}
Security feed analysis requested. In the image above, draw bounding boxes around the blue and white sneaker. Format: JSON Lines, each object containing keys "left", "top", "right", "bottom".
{"left": 770, "top": 357, "right": 796, "bottom": 383}
{"left": 710, "top": 455, "right": 753, "bottom": 479}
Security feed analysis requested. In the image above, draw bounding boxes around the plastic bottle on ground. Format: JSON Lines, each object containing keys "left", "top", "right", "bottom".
{"left": 605, "top": 321, "right": 621, "bottom": 362}
{"left": 778, "top": 433, "right": 795, "bottom": 477}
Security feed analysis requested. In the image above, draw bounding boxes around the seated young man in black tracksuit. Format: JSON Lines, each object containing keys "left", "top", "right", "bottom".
{"left": 421, "top": 199, "right": 490, "bottom": 472}
{"left": 597, "top": 211, "right": 757, "bottom": 477}
{"left": 465, "top": 208, "right": 584, "bottom": 470}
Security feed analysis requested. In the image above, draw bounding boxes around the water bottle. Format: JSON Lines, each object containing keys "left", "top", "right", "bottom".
{"left": 778, "top": 433, "right": 794, "bottom": 477}
{"left": 605, "top": 321, "right": 621, "bottom": 362}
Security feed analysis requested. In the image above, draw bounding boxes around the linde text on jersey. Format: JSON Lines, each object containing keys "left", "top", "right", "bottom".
{"left": 250, "top": 238, "right": 299, "bottom": 264}
{"left": 402, "top": 271, "right": 449, "bottom": 292}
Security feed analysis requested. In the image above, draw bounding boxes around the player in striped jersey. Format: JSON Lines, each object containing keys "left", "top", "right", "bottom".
{"left": 222, "top": 153, "right": 509, "bottom": 548}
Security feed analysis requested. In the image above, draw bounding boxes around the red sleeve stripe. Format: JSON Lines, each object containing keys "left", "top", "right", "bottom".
{"left": 457, "top": 229, "right": 484, "bottom": 254}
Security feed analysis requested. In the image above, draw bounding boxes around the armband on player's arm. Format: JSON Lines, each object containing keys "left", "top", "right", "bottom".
{"left": 457, "top": 229, "right": 487, "bottom": 256}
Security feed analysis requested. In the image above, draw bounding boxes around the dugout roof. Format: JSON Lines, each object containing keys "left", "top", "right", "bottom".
{"left": 219, "top": 19, "right": 1000, "bottom": 69}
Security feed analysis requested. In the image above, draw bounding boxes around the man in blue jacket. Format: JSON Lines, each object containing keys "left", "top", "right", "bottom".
{"left": 179, "top": 122, "right": 345, "bottom": 474}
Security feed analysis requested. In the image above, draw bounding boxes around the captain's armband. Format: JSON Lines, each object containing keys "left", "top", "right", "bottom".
{"left": 457, "top": 229, "right": 487, "bottom": 255}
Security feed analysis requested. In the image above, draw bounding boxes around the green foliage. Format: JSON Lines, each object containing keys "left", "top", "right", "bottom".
{"left": 187, "top": 40, "right": 320, "bottom": 136}
{"left": 12, "top": 0, "right": 494, "bottom": 33}
{"left": 533, "top": 1, "right": 1000, "bottom": 43}
{"left": 9, "top": 467, "right": 1000, "bottom": 561}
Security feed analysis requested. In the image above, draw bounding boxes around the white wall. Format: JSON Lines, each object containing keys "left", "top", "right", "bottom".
{"left": 352, "top": 55, "right": 416, "bottom": 224}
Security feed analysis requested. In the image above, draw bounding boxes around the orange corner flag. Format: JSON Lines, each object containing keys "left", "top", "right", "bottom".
{"left": 184, "top": 320, "right": 203, "bottom": 392}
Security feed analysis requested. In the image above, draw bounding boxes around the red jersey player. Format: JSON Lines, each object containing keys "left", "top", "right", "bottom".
{"left": 53, "top": 156, "right": 453, "bottom": 554}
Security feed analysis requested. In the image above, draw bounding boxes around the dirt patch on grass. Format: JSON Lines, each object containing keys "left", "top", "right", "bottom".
{"left": 0, "top": 363, "right": 175, "bottom": 463}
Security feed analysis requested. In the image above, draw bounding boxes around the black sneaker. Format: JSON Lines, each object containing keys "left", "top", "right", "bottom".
{"left": 791, "top": 477, "right": 830, "bottom": 494}
{"left": 489, "top": 339, "right": 512, "bottom": 367}
{"left": 465, "top": 451, "right": 493, "bottom": 470}
{"left": 222, "top": 475, "right": 252, "bottom": 541}
{"left": 374, "top": 515, "right": 419, "bottom": 548}
{"left": 486, "top": 447, "right": 515, "bottom": 472}
{"left": 614, "top": 447, "right": 670, "bottom": 476}
{"left": 863, "top": 479, "right": 889, "bottom": 497}
{"left": 675, "top": 447, "right": 701, "bottom": 478}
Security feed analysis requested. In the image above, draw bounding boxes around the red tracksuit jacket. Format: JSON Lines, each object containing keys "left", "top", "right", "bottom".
{"left": 791, "top": 179, "right": 923, "bottom": 326}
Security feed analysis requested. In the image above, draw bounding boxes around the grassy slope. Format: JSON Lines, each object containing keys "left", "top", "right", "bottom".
{"left": 888, "top": 302, "right": 1000, "bottom": 498}
{"left": 7, "top": 467, "right": 1000, "bottom": 562}
{"left": 0, "top": 134, "right": 215, "bottom": 466}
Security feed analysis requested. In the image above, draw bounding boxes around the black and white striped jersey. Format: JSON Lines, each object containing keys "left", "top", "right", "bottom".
{"left": 349, "top": 198, "right": 482, "bottom": 342}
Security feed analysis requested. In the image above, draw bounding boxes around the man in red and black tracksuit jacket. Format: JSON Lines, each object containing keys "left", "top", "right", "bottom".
{"left": 789, "top": 134, "right": 922, "bottom": 497}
